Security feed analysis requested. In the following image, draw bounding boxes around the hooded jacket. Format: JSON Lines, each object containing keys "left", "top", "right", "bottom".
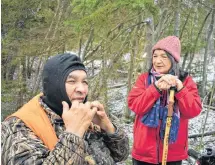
{"left": 128, "top": 72, "right": 202, "bottom": 164}
{"left": 42, "top": 53, "right": 86, "bottom": 116}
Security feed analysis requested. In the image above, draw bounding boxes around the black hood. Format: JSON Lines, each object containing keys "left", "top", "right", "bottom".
{"left": 42, "top": 53, "right": 86, "bottom": 116}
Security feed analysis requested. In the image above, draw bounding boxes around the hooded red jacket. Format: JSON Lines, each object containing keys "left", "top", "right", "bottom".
{"left": 128, "top": 73, "right": 202, "bottom": 164}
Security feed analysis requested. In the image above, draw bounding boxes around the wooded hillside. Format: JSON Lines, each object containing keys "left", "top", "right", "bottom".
{"left": 2, "top": 0, "right": 215, "bottom": 120}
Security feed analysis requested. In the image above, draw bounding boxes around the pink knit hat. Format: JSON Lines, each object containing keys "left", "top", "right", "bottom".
{"left": 152, "top": 36, "right": 181, "bottom": 63}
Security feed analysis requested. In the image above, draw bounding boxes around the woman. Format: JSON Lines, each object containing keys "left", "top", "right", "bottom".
{"left": 128, "top": 36, "right": 202, "bottom": 165}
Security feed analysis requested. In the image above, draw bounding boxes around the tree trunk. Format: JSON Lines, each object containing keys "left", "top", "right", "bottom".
{"left": 143, "top": 19, "right": 154, "bottom": 72}
{"left": 102, "top": 51, "right": 108, "bottom": 115}
{"left": 180, "top": 9, "right": 192, "bottom": 39}
{"left": 21, "top": 56, "right": 27, "bottom": 82}
{"left": 182, "top": 52, "right": 188, "bottom": 71}
{"left": 174, "top": 0, "right": 180, "bottom": 37}
{"left": 201, "top": 7, "right": 215, "bottom": 97}
{"left": 200, "top": 25, "right": 215, "bottom": 149}
{"left": 82, "top": 27, "right": 94, "bottom": 61}
{"left": 2, "top": 52, "right": 18, "bottom": 81}
{"left": 16, "top": 59, "right": 27, "bottom": 110}
{"left": 188, "top": 131, "right": 215, "bottom": 138}
{"left": 125, "top": 12, "right": 142, "bottom": 119}
{"left": 7, "top": 64, "right": 17, "bottom": 81}
{"left": 185, "top": 10, "right": 212, "bottom": 71}
{"left": 125, "top": 43, "right": 134, "bottom": 119}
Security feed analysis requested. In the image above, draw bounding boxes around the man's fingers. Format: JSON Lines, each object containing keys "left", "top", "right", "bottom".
{"left": 91, "top": 107, "right": 98, "bottom": 116}
{"left": 84, "top": 101, "right": 92, "bottom": 109}
{"left": 96, "top": 111, "right": 106, "bottom": 117}
{"left": 72, "top": 100, "right": 79, "bottom": 108}
{"left": 91, "top": 101, "right": 100, "bottom": 107}
{"left": 91, "top": 101, "right": 104, "bottom": 111}
{"left": 62, "top": 101, "right": 69, "bottom": 112}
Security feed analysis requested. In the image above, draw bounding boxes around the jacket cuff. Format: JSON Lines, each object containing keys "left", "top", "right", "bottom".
{"left": 59, "top": 132, "right": 86, "bottom": 151}
{"left": 175, "top": 86, "right": 188, "bottom": 100}
{"left": 101, "top": 124, "right": 118, "bottom": 137}
{"left": 153, "top": 83, "right": 162, "bottom": 94}
{"left": 102, "top": 124, "right": 124, "bottom": 141}
{"left": 149, "top": 84, "right": 161, "bottom": 98}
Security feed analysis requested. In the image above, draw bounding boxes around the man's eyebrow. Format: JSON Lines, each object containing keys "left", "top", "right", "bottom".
{"left": 67, "top": 74, "right": 87, "bottom": 80}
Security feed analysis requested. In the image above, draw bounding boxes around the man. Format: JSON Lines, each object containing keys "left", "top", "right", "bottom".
{"left": 2, "top": 53, "right": 129, "bottom": 165}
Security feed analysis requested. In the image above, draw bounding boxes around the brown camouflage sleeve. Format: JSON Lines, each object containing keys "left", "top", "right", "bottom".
{"left": 1, "top": 117, "right": 87, "bottom": 165}
{"left": 102, "top": 122, "right": 129, "bottom": 162}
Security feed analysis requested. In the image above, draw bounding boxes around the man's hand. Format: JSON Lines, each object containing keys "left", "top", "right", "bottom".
{"left": 62, "top": 101, "right": 97, "bottom": 138}
{"left": 91, "top": 101, "right": 115, "bottom": 134}
{"left": 155, "top": 74, "right": 183, "bottom": 91}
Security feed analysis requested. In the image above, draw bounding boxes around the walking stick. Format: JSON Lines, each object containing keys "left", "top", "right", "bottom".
{"left": 162, "top": 87, "right": 175, "bottom": 165}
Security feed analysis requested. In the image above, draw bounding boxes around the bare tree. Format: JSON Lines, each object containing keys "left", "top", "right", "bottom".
{"left": 174, "top": 0, "right": 180, "bottom": 37}
{"left": 201, "top": 7, "right": 215, "bottom": 96}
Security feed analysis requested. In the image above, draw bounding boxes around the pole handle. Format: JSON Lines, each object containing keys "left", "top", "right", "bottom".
{"left": 168, "top": 88, "right": 175, "bottom": 116}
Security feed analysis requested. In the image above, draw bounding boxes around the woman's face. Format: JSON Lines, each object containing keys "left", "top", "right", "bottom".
{"left": 152, "top": 50, "right": 172, "bottom": 74}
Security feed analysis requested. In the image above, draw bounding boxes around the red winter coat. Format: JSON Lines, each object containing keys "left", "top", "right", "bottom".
{"left": 128, "top": 73, "right": 202, "bottom": 164}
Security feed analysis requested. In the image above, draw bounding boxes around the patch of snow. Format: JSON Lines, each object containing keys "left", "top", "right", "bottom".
{"left": 109, "top": 85, "right": 215, "bottom": 165}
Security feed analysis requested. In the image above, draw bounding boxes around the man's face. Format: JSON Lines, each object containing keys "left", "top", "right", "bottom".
{"left": 152, "top": 49, "right": 172, "bottom": 74}
{"left": 65, "top": 70, "right": 88, "bottom": 103}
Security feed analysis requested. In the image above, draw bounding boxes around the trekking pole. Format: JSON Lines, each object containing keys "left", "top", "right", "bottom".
{"left": 162, "top": 87, "right": 175, "bottom": 165}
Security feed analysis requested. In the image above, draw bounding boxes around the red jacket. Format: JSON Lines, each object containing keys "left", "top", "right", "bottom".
{"left": 128, "top": 73, "right": 202, "bottom": 164}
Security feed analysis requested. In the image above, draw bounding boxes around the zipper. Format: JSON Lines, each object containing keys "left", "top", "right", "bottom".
{"left": 156, "top": 126, "right": 159, "bottom": 164}
{"left": 184, "top": 123, "right": 188, "bottom": 150}
{"left": 157, "top": 120, "right": 162, "bottom": 164}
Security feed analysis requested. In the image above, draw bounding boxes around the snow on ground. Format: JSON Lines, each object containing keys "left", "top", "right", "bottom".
{"left": 189, "top": 109, "right": 215, "bottom": 148}
{"left": 108, "top": 85, "right": 215, "bottom": 165}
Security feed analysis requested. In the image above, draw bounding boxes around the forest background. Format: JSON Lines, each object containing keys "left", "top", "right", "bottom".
{"left": 1, "top": 0, "right": 215, "bottom": 163}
